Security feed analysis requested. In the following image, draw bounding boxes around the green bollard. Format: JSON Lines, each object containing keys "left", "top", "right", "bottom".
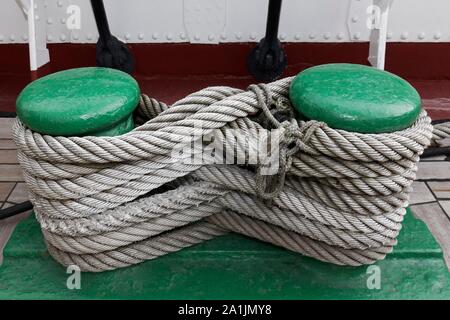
{"left": 16, "top": 67, "right": 140, "bottom": 137}
{"left": 289, "top": 63, "right": 421, "bottom": 133}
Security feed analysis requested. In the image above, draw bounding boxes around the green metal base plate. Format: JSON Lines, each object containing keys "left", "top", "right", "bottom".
{"left": 1, "top": 210, "right": 449, "bottom": 299}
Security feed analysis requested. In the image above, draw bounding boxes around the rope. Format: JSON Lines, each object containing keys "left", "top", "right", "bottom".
{"left": 12, "top": 77, "right": 441, "bottom": 272}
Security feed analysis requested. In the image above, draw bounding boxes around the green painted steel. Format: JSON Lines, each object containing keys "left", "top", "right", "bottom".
{"left": 289, "top": 64, "right": 421, "bottom": 133}
{"left": 1, "top": 210, "right": 449, "bottom": 299}
{"left": 16, "top": 67, "right": 140, "bottom": 136}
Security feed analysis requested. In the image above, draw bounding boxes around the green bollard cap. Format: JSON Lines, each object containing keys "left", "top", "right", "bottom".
{"left": 16, "top": 67, "right": 140, "bottom": 136}
{"left": 289, "top": 63, "right": 421, "bottom": 133}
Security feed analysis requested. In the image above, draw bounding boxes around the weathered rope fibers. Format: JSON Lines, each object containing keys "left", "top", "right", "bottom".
{"left": 12, "top": 76, "right": 445, "bottom": 272}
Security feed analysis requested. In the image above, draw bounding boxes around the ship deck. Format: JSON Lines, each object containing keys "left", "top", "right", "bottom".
{"left": 1, "top": 43, "right": 450, "bottom": 298}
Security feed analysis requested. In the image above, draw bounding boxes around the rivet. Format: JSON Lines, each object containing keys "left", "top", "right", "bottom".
{"left": 34, "top": 2, "right": 38, "bottom": 9}
{"left": 9, "top": 34, "right": 15, "bottom": 41}
{"left": 86, "top": 34, "right": 93, "bottom": 40}
{"left": 125, "top": 33, "right": 131, "bottom": 40}
{"left": 47, "top": 18, "right": 53, "bottom": 24}
{"left": 323, "top": 32, "right": 331, "bottom": 40}
{"left": 194, "top": 34, "right": 201, "bottom": 41}
{"left": 138, "top": 33, "right": 145, "bottom": 40}
{"left": 418, "top": 32, "right": 426, "bottom": 40}
{"left": 387, "top": 31, "right": 393, "bottom": 39}
{"left": 294, "top": 34, "right": 301, "bottom": 40}
{"left": 351, "top": 16, "right": 359, "bottom": 23}
{"left": 60, "top": 34, "right": 66, "bottom": 41}
{"left": 61, "top": 18, "right": 66, "bottom": 24}
{"left": 22, "top": 34, "right": 28, "bottom": 41}
{"left": 279, "top": 33, "right": 286, "bottom": 41}
{"left": 220, "top": 33, "right": 227, "bottom": 40}
{"left": 401, "top": 32, "right": 408, "bottom": 40}
{"left": 47, "top": 34, "right": 53, "bottom": 41}
{"left": 57, "top": 1, "right": 63, "bottom": 7}
{"left": 434, "top": 32, "right": 442, "bottom": 40}
{"left": 353, "top": 32, "right": 361, "bottom": 40}
{"left": 208, "top": 34, "right": 215, "bottom": 41}
{"left": 35, "top": 14, "right": 40, "bottom": 21}
{"left": 152, "top": 32, "right": 159, "bottom": 40}
{"left": 0, "top": 35, "right": 4, "bottom": 41}
{"left": 166, "top": 33, "right": 173, "bottom": 41}
{"left": 249, "top": 32, "right": 257, "bottom": 40}
{"left": 235, "top": 32, "right": 242, "bottom": 40}
{"left": 73, "top": 33, "right": 79, "bottom": 40}
{"left": 180, "top": 32, "right": 186, "bottom": 40}
{"left": 337, "top": 32, "right": 344, "bottom": 40}
{"left": 309, "top": 33, "right": 316, "bottom": 40}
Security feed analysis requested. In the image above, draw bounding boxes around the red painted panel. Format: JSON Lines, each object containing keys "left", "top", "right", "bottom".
{"left": 1, "top": 43, "right": 450, "bottom": 118}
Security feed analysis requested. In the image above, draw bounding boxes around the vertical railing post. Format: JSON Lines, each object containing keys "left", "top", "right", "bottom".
{"left": 90, "top": 0, "right": 134, "bottom": 73}
{"left": 247, "top": 0, "right": 287, "bottom": 82}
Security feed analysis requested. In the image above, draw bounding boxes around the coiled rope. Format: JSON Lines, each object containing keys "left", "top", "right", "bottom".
{"left": 12, "top": 77, "right": 445, "bottom": 272}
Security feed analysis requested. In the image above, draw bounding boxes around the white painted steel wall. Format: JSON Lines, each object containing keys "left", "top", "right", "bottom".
{"left": 1, "top": 0, "right": 450, "bottom": 44}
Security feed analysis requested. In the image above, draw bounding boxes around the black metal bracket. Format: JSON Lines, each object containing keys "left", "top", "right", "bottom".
{"left": 247, "top": 0, "right": 287, "bottom": 82}
{"left": 90, "top": 0, "right": 135, "bottom": 74}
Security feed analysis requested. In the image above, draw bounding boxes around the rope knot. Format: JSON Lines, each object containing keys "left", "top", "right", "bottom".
{"left": 248, "top": 84, "right": 324, "bottom": 200}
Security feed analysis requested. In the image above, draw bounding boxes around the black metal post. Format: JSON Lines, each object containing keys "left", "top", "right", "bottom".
{"left": 247, "top": 0, "right": 286, "bottom": 82}
{"left": 90, "top": 0, "right": 134, "bottom": 73}
{"left": 265, "top": 0, "right": 282, "bottom": 44}
{"left": 90, "top": 0, "right": 112, "bottom": 43}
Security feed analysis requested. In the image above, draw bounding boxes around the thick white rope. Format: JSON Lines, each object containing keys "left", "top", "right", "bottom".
{"left": 12, "top": 77, "right": 442, "bottom": 272}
